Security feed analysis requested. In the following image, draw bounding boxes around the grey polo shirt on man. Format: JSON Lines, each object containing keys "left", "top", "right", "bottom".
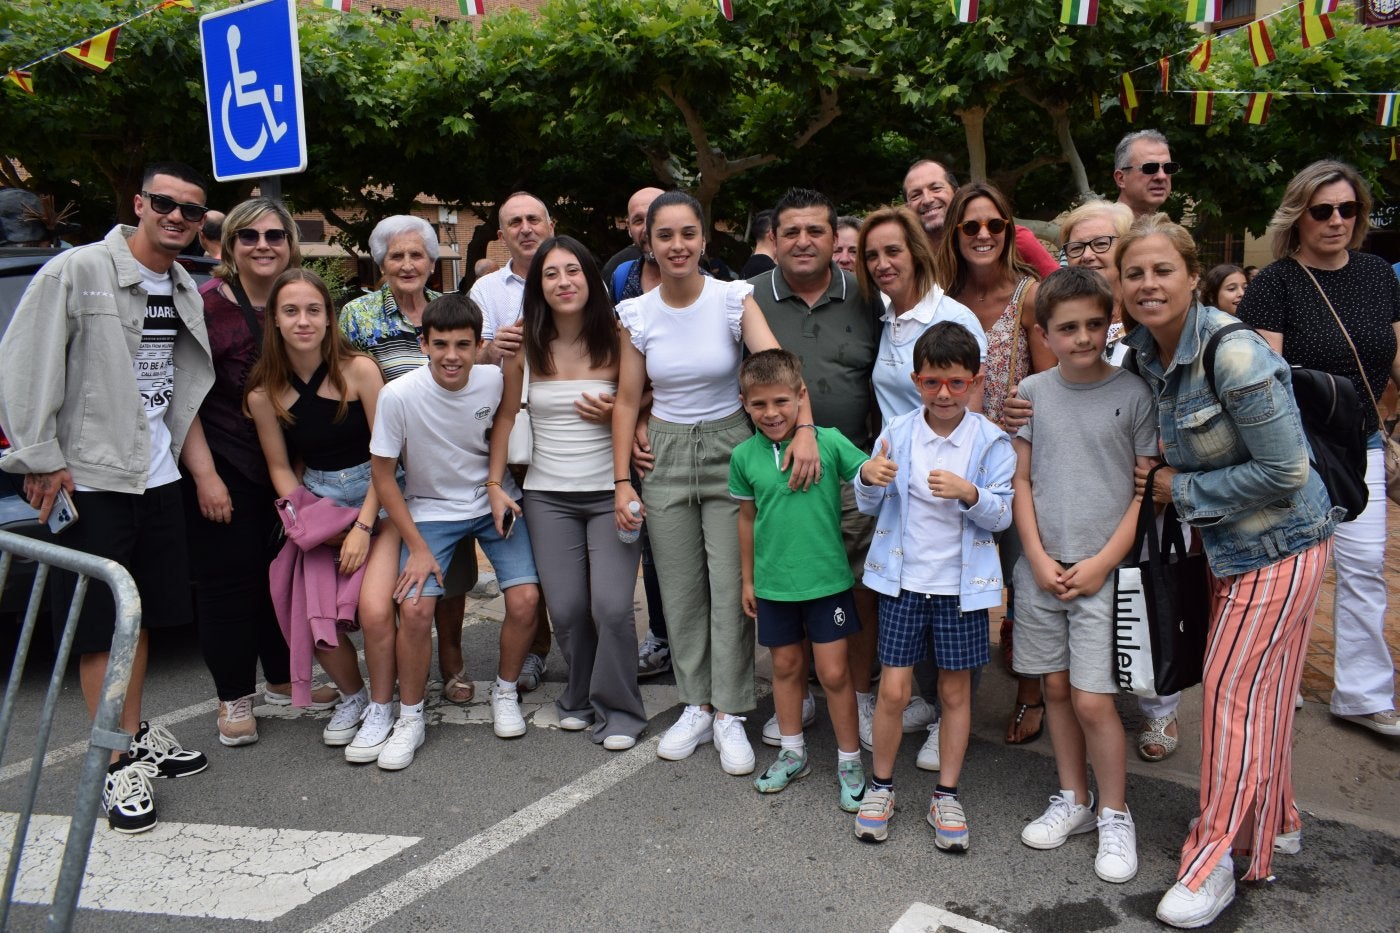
{"left": 750, "top": 262, "right": 880, "bottom": 449}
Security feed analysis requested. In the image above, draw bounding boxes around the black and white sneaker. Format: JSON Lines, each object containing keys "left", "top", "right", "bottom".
{"left": 103, "top": 759, "right": 159, "bottom": 834}
{"left": 129, "top": 721, "right": 209, "bottom": 779}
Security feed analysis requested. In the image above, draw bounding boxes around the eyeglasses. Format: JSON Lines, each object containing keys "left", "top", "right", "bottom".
{"left": 141, "top": 191, "right": 209, "bottom": 223}
{"left": 1119, "top": 162, "right": 1180, "bottom": 176}
{"left": 236, "top": 228, "right": 290, "bottom": 246}
{"left": 1305, "top": 201, "right": 1360, "bottom": 222}
{"left": 1062, "top": 235, "right": 1118, "bottom": 260}
{"left": 957, "top": 218, "right": 1008, "bottom": 237}
{"left": 915, "top": 376, "right": 973, "bottom": 395}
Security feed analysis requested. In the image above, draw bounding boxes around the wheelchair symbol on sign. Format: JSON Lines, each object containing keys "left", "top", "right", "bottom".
{"left": 219, "top": 25, "right": 288, "bottom": 162}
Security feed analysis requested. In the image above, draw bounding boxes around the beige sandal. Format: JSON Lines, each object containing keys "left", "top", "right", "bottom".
{"left": 442, "top": 672, "right": 475, "bottom": 704}
{"left": 1138, "top": 715, "right": 1179, "bottom": 762}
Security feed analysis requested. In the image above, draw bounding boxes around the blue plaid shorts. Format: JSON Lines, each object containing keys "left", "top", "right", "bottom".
{"left": 877, "top": 590, "right": 989, "bottom": 670}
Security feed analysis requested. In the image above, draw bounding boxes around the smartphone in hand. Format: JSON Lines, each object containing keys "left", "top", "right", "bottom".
{"left": 500, "top": 509, "right": 516, "bottom": 539}
{"left": 47, "top": 488, "right": 79, "bottom": 534}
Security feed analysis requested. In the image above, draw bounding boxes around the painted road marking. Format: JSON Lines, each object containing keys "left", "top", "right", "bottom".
{"left": 0, "top": 813, "right": 418, "bottom": 921}
{"left": 891, "top": 903, "right": 1014, "bottom": 933}
{"left": 303, "top": 735, "right": 663, "bottom": 933}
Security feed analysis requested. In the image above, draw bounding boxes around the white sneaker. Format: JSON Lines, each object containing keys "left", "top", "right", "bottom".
{"left": 558, "top": 715, "right": 590, "bottom": 731}
{"left": 603, "top": 734, "right": 637, "bottom": 751}
{"left": 322, "top": 692, "right": 368, "bottom": 746}
{"left": 916, "top": 721, "right": 941, "bottom": 771}
{"left": 377, "top": 716, "right": 425, "bottom": 771}
{"left": 761, "top": 694, "right": 817, "bottom": 746}
{"left": 713, "top": 715, "right": 755, "bottom": 775}
{"left": 902, "top": 696, "right": 935, "bottom": 732}
{"left": 492, "top": 685, "right": 527, "bottom": 738}
{"left": 1274, "top": 828, "right": 1302, "bottom": 855}
{"left": 1156, "top": 856, "right": 1235, "bottom": 929}
{"left": 345, "top": 703, "right": 395, "bottom": 763}
{"left": 1022, "top": 790, "right": 1097, "bottom": 849}
{"left": 656, "top": 705, "right": 714, "bottom": 761}
{"left": 857, "top": 693, "right": 876, "bottom": 752}
{"left": 1095, "top": 807, "right": 1138, "bottom": 883}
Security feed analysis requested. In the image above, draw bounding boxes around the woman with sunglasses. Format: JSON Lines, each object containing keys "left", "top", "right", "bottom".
{"left": 178, "top": 198, "right": 338, "bottom": 747}
{"left": 931, "top": 184, "right": 1055, "bottom": 748}
{"left": 1237, "top": 161, "right": 1400, "bottom": 740}
{"left": 1057, "top": 200, "right": 1135, "bottom": 363}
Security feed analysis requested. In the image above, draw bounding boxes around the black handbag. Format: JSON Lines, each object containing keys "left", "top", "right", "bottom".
{"left": 1113, "top": 465, "right": 1213, "bottom": 697}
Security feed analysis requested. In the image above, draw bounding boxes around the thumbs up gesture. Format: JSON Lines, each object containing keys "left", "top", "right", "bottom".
{"left": 860, "top": 438, "right": 898, "bottom": 487}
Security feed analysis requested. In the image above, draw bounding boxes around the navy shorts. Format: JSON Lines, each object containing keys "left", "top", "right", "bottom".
{"left": 877, "top": 590, "right": 988, "bottom": 670}
{"left": 756, "top": 590, "right": 859, "bottom": 648}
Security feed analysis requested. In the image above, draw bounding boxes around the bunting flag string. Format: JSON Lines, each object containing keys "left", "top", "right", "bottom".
{"left": 1191, "top": 90, "right": 1213, "bottom": 124}
{"left": 1188, "top": 39, "right": 1211, "bottom": 72}
{"left": 1245, "top": 92, "right": 1272, "bottom": 124}
{"left": 456, "top": 0, "right": 485, "bottom": 14}
{"left": 1129, "top": 0, "right": 1335, "bottom": 80}
{"left": 1300, "top": 0, "right": 1338, "bottom": 13}
{"left": 1247, "top": 20, "right": 1277, "bottom": 66}
{"left": 1158, "top": 57, "right": 1170, "bottom": 92}
{"left": 1185, "top": 0, "right": 1223, "bottom": 23}
{"left": 950, "top": 0, "right": 978, "bottom": 24}
{"left": 1119, "top": 72, "right": 1140, "bottom": 122}
{"left": 715, "top": 0, "right": 734, "bottom": 19}
{"left": 1298, "top": 4, "right": 1337, "bottom": 48}
{"left": 3, "top": 0, "right": 194, "bottom": 91}
{"left": 1379, "top": 93, "right": 1399, "bottom": 127}
{"left": 1060, "top": 0, "right": 1098, "bottom": 26}
{"left": 320, "top": 0, "right": 353, "bottom": 11}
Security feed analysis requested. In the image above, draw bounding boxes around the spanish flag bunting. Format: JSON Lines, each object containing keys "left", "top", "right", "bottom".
{"left": 63, "top": 27, "right": 120, "bottom": 73}
{"left": 1092, "top": 93, "right": 1102, "bottom": 121}
{"left": 1378, "top": 94, "right": 1399, "bottom": 128}
{"left": 716, "top": 0, "right": 734, "bottom": 19}
{"left": 1300, "top": 0, "right": 1338, "bottom": 13}
{"left": 6, "top": 70, "right": 34, "bottom": 94}
{"left": 1119, "top": 73, "right": 1139, "bottom": 121}
{"left": 1191, "top": 90, "right": 1213, "bottom": 125}
{"left": 1390, "top": 137, "right": 1398, "bottom": 161}
{"left": 1184, "top": 0, "right": 1222, "bottom": 23}
{"left": 1245, "top": 92, "right": 1272, "bottom": 125}
{"left": 1298, "top": 6, "right": 1337, "bottom": 47}
{"left": 1188, "top": 39, "right": 1211, "bottom": 72}
{"left": 1247, "top": 20, "right": 1276, "bottom": 67}
{"left": 1158, "top": 58, "right": 1170, "bottom": 92}
{"left": 1060, "top": 0, "right": 1098, "bottom": 25}
{"left": 319, "top": 0, "right": 352, "bottom": 10}
{"left": 456, "top": 0, "right": 484, "bottom": 14}
{"left": 951, "top": 0, "right": 978, "bottom": 23}
{"left": 156, "top": 0, "right": 195, "bottom": 9}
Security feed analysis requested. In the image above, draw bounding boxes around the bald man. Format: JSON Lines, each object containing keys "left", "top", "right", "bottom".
{"left": 601, "top": 187, "right": 664, "bottom": 297}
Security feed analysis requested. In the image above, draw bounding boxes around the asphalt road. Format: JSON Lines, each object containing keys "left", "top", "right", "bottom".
{"left": 0, "top": 584, "right": 1396, "bottom": 932}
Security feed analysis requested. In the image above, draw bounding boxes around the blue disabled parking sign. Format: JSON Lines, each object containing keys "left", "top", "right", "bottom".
{"left": 200, "top": 0, "right": 307, "bottom": 182}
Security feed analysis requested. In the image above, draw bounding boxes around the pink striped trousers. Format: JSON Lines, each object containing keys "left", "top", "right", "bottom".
{"left": 1178, "top": 536, "right": 1333, "bottom": 888}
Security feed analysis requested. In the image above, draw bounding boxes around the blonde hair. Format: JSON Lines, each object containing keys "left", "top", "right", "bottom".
{"left": 1058, "top": 199, "right": 1133, "bottom": 248}
{"left": 1267, "top": 159, "right": 1372, "bottom": 260}
{"left": 213, "top": 198, "right": 301, "bottom": 282}
{"left": 1113, "top": 213, "right": 1201, "bottom": 333}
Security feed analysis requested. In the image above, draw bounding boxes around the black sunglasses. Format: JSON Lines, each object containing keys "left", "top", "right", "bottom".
{"left": 142, "top": 191, "right": 209, "bottom": 223}
{"left": 958, "top": 218, "right": 1008, "bottom": 237}
{"left": 236, "top": 228, "right": 290, "bottom": 246}
{"left": 1120, "top": 162, "right": 1181, "bottom": 176}
{"left": 1062, "top": 235, "right": 1118, "bottom": 260}
{"left": 1305, "top": 201, "right": 1360, "bottom": 223}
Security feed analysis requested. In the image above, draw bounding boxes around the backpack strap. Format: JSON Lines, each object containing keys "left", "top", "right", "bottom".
{"left": 611, "top": 259, "right": 635, "bottom": 303}
{"left": 1201, "top": 321, "right": 1256, "bottom": 400}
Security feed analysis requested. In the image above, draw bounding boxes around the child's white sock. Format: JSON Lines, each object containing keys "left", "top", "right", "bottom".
{"left": 400, "top": 700, "right": 424, "bottom": 719}
{"left": 837, "top": 748, "right": 861, "bottom": 763}
{"left": 779, "top": 733, "right": 805, "bottom": 755}
{"left": 496, "top": 677, "right": 517, "bottom": 695}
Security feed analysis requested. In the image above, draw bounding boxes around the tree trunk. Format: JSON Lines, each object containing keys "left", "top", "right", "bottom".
{"left": 1048, "top": 102, "right": 1092, "bottom": 201}
{"left": 957, "top": 106, "right": 988, "bottom": 183}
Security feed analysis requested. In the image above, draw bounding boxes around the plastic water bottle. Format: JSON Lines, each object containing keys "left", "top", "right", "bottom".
{"left": 618, "top": 501, "right": 642, "bottom": 544}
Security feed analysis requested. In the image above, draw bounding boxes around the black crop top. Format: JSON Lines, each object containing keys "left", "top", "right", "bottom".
{"left": 282, "top": 362, "right": 372, "bottom": 471}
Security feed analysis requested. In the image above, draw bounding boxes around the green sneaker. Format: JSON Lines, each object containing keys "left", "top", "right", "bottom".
{"left": 837, "top": 759, "right": 867, "bottom": 812}
{"left": 754, "top": 749, "right": 809, "bottom": 793}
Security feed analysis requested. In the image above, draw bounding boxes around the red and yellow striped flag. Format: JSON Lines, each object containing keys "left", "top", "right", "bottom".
{"left": 1245, "top": 92, "right": 1272, "bottom": 125}
{"left": 1119, "top": 73, "right": 1139, "bottom": 121}
{"left": 1191, "top": 91, "right": 1214, "bottom": 125}
{"left": 64, "top": 27, "right": 121, "bottom": 72}
{"left": 6, "top": 70, "right": 34, "bottom": 94}
{"left": 1188, "top": 39, "right": 1211, "bottom": 72}
{"left": 1298, "top": 4, "right": 1337, "bottom": 47}
{"left": 156, "top": 0, "right": 195, "bottom": 9}
{"left": 1247, "top": 20, "right": 1276, "bottom": 67}
{"left": 1390, "top": 137, "right": 1398, "bottom": 161}
{"left": 1158, "top": 58, "right": 1170, "bottom": 92}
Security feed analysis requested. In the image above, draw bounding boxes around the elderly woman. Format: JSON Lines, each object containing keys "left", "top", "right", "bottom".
{"left": 338, "top": 215, "right": 479, "bottom": 706}
{"left": 1117, "top": 215, "right": 1339, "bottom": 928}
{"left": 179, "top": 197, "right": 338, "bottom": 747}
{"left": 1237, "top": 161, "right": 1400, "bottom": 738}
{"left": 1057, "top": 199, "right": 1134, "bottom": 363}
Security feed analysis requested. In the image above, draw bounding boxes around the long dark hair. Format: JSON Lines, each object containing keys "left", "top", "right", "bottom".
{"left": 522, "top": 235, "right": 618, "bottom": 376}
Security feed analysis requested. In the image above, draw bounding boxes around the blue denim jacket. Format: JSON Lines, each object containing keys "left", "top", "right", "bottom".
{"left": 1122, "top": 303, "right": 1339, "bottom": 577}
{"left": 853, "top": 409, "right": 1014, "bottom": 609}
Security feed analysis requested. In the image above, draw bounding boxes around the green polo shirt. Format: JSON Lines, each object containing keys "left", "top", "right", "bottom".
{"left": 749, "top": 263, "right": 880, "bottom": 449}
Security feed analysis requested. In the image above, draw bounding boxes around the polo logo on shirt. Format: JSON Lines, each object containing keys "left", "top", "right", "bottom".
{"left": 474, "top": 406, "right": 492, "bottom": 420}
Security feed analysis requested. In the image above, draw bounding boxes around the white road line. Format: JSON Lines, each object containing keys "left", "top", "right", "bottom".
{"left": 0, "top": 813, "right": 419, "bottom": 921}
{"left": 891, "top": 902, "right": 1014, "bottom": 933}
{"left": 303, "top": 735, "right": 663, "bottom": 933}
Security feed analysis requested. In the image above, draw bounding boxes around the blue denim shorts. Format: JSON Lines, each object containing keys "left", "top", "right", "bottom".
{"left": 401, "top": 512, "right": 539, "bottom": 600}
{"left": 303, "top": 462, "right": 404, "bottom": 515}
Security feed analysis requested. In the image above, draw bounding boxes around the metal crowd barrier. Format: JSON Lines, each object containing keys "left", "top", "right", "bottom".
{"left": 0, "top": 530, "right": 141, "bottom": 932}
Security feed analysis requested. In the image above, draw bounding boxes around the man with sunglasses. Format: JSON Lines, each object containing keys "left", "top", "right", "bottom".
{"left": 0, "top": 161, "right": 215, "bottom": 835}
{"left": 1113, "top": 130, "right": 1178, "bottom": 218}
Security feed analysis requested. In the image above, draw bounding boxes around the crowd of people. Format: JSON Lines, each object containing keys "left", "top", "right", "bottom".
{"left": 0, "top": 129, "right": 1397, "bottom": 930}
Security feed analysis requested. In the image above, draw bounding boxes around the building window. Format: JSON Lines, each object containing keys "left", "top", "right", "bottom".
{"left": 1213, "top": 0, "right": 1255, "bottom": 32}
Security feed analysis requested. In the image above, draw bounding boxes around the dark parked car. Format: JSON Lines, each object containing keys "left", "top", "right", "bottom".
{"left": 0, "top": 247, "right": 216, "bottom": 625}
